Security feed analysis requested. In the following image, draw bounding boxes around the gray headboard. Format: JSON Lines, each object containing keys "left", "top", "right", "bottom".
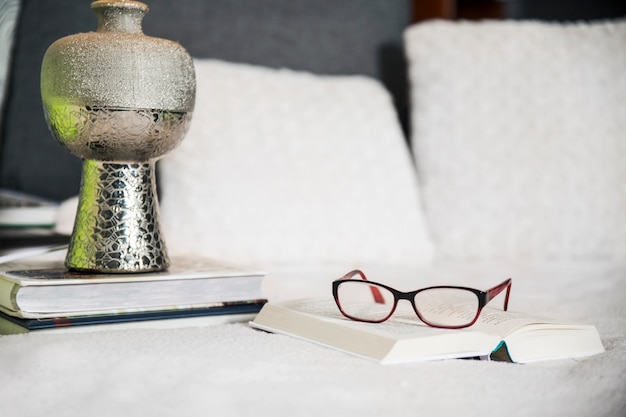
{"left": 0, "top": 0, "right": 412, "bottom": 201}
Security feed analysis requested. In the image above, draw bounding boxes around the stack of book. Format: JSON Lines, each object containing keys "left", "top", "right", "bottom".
{"left": 0, "top": 248, "right": 266, "bottom": 334}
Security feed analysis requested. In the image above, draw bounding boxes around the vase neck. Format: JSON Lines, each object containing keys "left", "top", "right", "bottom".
{"left": 91, "top": 0, "right": 148, "bottom": 34}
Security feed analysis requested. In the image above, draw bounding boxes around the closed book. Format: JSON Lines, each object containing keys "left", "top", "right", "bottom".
{"left": 250, "top": 298, "right": 605, "bottom": 364}
{"left": 0, "top": 300, "right": 266, "bottom": 335}
{"left": 0, "top": 249, "right": 266, "bottom": 319}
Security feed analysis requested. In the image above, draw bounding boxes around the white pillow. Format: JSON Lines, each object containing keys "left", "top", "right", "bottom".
{"left": 405, "top": 19, "right": 626, "bottom": 262}
{"left": 159, "top": 59, "right": 434, "bottom": 268}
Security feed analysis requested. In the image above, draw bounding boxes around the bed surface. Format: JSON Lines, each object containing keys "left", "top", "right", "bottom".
{"left": 1, "top": 261, "right": 623, "bottom": 417}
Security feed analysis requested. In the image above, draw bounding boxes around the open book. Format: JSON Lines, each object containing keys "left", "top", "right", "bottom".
{"left": 250, "top": 298, "right": 604, "bottom": 364}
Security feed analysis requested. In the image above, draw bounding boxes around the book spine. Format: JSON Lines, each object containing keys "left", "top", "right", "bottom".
{"left": 0, "top": 278, "right": 19, "bottom": 312}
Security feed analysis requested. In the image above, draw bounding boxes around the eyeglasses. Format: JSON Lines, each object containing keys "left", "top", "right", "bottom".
{"left": 332, "top": 270, "right": 512, "bottom": 329}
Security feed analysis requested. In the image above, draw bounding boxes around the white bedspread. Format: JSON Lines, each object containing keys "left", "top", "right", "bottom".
{"left": 1, "top": 261, "right": 624, "bottom": 417}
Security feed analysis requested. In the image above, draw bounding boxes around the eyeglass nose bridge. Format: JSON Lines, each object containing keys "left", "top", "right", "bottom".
{"left": 394, "top": 290, "right": 432, "bottom": 324}
{"left": 392, "top": 290, "right": 421, "bottom": 315}
{"left": 395, "top": 290, "right": 416, "bottom": 302}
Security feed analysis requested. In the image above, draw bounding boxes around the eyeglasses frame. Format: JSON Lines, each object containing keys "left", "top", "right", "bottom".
{"left": 332, "top": 270, "right": 512, "bottom": 329}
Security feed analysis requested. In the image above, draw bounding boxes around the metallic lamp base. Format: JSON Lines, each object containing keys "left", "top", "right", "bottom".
{"left": 66, "top": 160, "right": 170, "bottom": 273}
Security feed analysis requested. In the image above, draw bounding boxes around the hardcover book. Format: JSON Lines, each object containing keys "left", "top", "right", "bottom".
{"left": 0, "top": 300, "right": 266, "bottom": 335}
{"left": 0, "top": 249, "right": 266, "bottom": 319}
{"left": 250, "top": 298, "right": 605, "bottom": 364}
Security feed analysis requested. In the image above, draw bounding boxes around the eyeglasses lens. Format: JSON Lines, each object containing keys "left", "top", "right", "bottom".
{"left": 414, "top": 288, "right": 480, "bottom": 327}
{"left": 336, "top": 281, "right": 395, "bottom": 322}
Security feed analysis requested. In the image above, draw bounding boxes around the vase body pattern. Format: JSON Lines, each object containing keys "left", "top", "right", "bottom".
{"left": 41, "top": 0, "right": 196, "bottom": 273}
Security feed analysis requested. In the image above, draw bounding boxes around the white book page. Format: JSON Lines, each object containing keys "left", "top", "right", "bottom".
{"left": 279, "top": 298, "right": 466, "bottom": 339}
{"left": 278, "top": 298, "right": 566, "bottom": 340}
{"left": 469, "top": 308, "right": 563, "bottom": 338}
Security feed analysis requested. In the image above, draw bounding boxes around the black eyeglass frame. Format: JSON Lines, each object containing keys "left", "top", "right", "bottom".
{"left": 332, "top": 270, "right": 512, "bottom": 329}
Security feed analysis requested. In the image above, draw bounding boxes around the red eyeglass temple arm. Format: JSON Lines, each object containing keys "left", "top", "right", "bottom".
{"left": 486, "top": 278, "right": 512, "bottom": 311}
{"left": 339, "top": 270, "right": 385, "bottom": 304}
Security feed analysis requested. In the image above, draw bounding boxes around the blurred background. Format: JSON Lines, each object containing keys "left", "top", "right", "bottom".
{"left": 412, "top": 0, "right": 626, "bottom": 21}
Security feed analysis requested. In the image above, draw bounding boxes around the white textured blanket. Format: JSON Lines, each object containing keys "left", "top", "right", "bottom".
{"left": 1, "top": 262, "right": 624, "bottom": 417}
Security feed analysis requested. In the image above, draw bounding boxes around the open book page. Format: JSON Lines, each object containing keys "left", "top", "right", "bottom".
{"left": 472, "top": 309, "right": 605, "bottom": 362}
{"left": 289, "top": 297, "right": 453, "bottom": 338}
{"left": 252, "top": 298, "right": 504, "bottom": 363}
{"left": 386, "top": 299, "right": 604, "bottom": 362}
{"left": 431, "top": 304, "right": 561, "bottom": 337}
{"left": 288, "top": 297, "right": 555, "bottom": 339}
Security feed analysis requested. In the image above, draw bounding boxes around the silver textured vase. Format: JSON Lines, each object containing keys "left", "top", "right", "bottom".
{"left": 41, "top": 0, "right": 196, "bottom": 273}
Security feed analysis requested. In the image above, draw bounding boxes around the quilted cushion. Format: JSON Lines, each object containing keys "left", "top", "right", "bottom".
{"left": 159, "top": 59, "right": 434, "bottom": 268}
{"left": 405, "top": 19, "right": 626, "bottom": 262}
